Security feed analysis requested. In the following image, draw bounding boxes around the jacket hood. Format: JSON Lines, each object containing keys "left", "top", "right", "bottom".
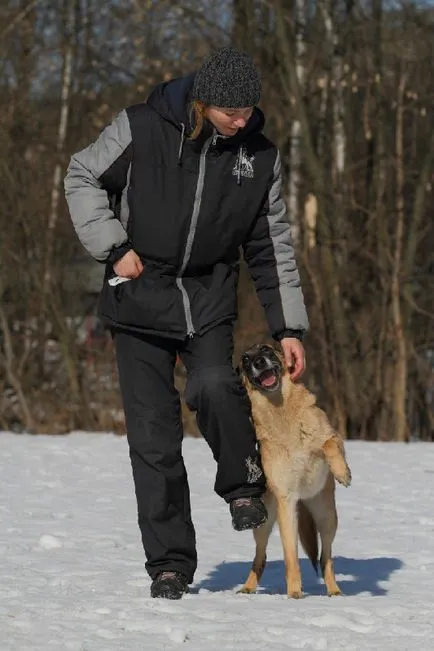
{"left": 147, "top": 73, "right": 195, "bottom": 128}
{"left": 146, "top": 73, "right": 265, "bottom": 143}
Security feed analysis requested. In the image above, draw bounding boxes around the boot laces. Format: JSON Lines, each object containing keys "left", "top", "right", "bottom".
{"left": 157, "top": 571, "right": 178, "bottom": 582}
{"left": 233, "top": 497, "right": 254, "bottom": 507}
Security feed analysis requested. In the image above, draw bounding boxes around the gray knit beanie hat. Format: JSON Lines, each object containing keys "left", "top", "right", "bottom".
{"left": 192, "top": 47, "right": 261, "bottom": 108}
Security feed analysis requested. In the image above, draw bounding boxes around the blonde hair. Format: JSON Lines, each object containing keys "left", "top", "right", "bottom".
{"left": 189, "top": 100, "right": 207, "bottom": 140}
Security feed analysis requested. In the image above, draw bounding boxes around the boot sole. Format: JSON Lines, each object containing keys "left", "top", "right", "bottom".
{"left": 232, "top": 513, "right": 268, "bottom": 532}
{"left": 151, "top": 585, "right": 189, "bottom": 599}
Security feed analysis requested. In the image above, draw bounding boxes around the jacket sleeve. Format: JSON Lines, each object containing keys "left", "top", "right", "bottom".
{"left": 242, "top": 149, "right": 309, "bottom": 340}
{"left": 64, "top": 109, "right": 133, "bottom": 262}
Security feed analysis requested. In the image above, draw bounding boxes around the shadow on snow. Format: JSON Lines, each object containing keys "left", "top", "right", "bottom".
{"left": 193, "top": 556, "right": 403, "bottom": 597}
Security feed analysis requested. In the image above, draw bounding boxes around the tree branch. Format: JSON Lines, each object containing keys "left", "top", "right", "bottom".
{"left": 0, "top": 0, "right": 45, "bottom": 42}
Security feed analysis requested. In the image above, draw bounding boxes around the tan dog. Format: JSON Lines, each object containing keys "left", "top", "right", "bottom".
{"left": 239, "top": 343, "right": 351, "bottom": 598}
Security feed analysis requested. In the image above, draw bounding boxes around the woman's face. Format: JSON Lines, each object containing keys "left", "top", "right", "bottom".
{"left": 205, "top": 106, "right": 253, "bottom": 137}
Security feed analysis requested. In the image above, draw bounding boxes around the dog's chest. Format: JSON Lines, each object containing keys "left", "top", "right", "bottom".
{"left": 263, "top": 444, "right": 329, "bottom": 499}
{"left": 250, "top": 390, "right": 330, "bottom": 499}
{"left": 296, "top": 454, "right": 329, "bottom": 499}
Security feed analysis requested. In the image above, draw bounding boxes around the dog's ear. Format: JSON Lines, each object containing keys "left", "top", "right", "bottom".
{"left": 268, "top": 340, "right": 284, "bottom": 357}
{"left": 273, "top": 346, "right": 290, "bottom": 379}
{"left": 237, "top": 363, "right": 251, "bottom": 392}
{"left": 236, "top": 365, "right": 248, "bottom": 386}
{"left": 272, "top": 343, "right": 286, "bottom": 368}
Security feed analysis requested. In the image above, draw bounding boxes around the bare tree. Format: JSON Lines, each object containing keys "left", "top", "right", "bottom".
{"left": 0, "top": 0, "right": 432, "bottom": 438}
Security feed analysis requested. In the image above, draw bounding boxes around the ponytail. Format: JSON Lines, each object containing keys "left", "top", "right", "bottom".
{"left": 189, "top": 100, "right": 207, "bottom": 140}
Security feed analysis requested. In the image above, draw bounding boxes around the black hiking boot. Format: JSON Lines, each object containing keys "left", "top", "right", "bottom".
{"left": 230, "top": 497, "right": 268, "bottom": 531}
{"left": 150, "top": 571, "right": 189, "bottom": 600}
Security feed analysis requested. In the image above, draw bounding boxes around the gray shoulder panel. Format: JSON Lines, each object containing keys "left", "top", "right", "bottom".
{"left": 79, "top": 109, "right": 132, "bottom": 181}
{"left": 266, "top": 150, "right": 309, "bottom": 331}
{"left": 64, "top": 110, "right": 132, "bottom": 262}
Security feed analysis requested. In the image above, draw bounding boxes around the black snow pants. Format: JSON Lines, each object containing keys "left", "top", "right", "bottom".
{"left": 113, "top": 321, "right": 266, "bottom": 583}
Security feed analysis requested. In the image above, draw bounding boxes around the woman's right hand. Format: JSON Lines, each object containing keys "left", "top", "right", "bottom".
{"left": 113, "top": 250, "right": 144, "bottom": 278}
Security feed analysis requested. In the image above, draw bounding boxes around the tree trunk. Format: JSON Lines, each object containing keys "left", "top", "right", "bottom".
{"left": 391, "top": 69, "right": 408, "bottom": 442}
{"left": 0, "top": 305, "right": 35, "bottom": 432}
{"left": 274, "top": 0, "right": 358, "bottom": 433}
{"left": 232, "top": 0, "right": 254, "bottom": 51}
{"left": 287, "top": 0, "right": 306, "bottom": 242}
{"left": 43, "top": 0, "right": 75, "bottom": 294}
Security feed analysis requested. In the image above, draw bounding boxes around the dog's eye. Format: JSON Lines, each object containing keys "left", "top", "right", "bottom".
{"left": 242, "top": 354, "right": 250, "bottom": 365}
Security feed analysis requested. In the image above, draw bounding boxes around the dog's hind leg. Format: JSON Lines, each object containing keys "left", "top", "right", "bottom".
{"left": 322, "top": 435, "right": 351, "bottom": 487}
{"left": 305, "top": 474, "right": 342, "bottom": 596}
{"left": 298, "top": 500, "right": 319, "bottom": 574}
{"left": 238, "top": 492, "right": 276, "bottom": 594}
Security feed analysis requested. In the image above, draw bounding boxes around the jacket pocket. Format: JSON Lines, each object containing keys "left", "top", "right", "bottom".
{"left": 99, "top": 273, "right": 186, "bottom": 336}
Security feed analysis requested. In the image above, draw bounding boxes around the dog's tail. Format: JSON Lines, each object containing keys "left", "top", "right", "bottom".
{"left": 297, "top": 501, "right": 319, "bottom": 574}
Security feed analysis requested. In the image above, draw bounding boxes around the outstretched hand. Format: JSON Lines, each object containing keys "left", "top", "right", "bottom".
{"left": 280, "top": 337, "right": 306, "bottom": 381}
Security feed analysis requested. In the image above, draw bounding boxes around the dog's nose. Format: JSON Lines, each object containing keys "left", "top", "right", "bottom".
{"left": 254, "top": 355, "right": 267, "bottom": 371}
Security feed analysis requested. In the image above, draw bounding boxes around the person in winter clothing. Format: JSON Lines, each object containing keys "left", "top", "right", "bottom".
{"left": 64, "top": 47, "right": 309, "bottom": 600}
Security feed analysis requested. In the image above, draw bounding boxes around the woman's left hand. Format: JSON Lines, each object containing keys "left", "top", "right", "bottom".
{"left": 280, "top": 337, "right": 306, "bottom": 381}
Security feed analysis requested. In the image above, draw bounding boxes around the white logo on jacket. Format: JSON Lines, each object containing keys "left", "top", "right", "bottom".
{"left": 246, "top": 455, "right": 263, "bottom": 484}
{"left": 233, "top": 146, "right": 255, "bottom": 179}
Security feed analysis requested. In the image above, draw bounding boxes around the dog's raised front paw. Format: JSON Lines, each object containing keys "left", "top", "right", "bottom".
{"left": 336, "top": 465, "right": 352, "bottom": 487}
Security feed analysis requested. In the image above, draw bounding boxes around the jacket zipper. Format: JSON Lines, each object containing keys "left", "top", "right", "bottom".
{"left": 176, "top": 136, "right": 213, "bottom": 337}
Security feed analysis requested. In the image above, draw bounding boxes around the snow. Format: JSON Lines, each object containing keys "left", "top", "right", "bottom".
{"left": 1, "top": 432, "right": 433, "bottom": 650}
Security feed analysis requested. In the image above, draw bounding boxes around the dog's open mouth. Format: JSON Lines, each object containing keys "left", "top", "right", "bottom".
{"left": 241, "top": 345, "right": 284, "bottom": 394}
{"left": 258, "top": 369, "right": 279, "bottom": 390}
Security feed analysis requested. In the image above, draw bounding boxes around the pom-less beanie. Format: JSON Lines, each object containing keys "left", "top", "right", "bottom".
{"left": 192, "top": 47, "right": 261, "bottom": 108}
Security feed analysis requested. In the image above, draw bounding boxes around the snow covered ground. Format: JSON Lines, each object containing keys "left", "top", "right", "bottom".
{"left": 0, "top": 432, "right": 433, "bottom": 651}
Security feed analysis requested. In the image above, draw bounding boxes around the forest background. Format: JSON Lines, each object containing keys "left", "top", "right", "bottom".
{"left": 0, "top": 0, "right": 432, "bottom": 441}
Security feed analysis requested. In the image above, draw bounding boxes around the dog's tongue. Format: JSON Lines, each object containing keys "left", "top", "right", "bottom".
{"left": 260, "top": 370, "right": 276, "bottom": 387}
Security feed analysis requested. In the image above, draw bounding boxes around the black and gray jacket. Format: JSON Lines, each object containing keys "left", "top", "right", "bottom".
{"left": 64, "top": 74, "right": 309, "bottom": 341}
